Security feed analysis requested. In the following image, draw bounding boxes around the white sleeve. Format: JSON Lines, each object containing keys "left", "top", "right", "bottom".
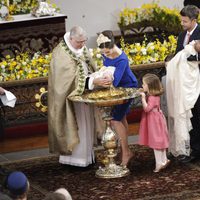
{"left": 88, "top": 77, "right": 95, "bottom": 90}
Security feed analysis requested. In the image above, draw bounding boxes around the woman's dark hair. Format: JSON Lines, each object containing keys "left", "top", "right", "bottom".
{"left": 98, "top": 30, "right": 115, "bottom": 49}
{"left": 180, "top": 5, "right": 199, "bottom": 20}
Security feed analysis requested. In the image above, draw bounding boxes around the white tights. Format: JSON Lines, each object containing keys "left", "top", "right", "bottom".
{"left": 153, "top": 149, "right": 168, "bottom": 169}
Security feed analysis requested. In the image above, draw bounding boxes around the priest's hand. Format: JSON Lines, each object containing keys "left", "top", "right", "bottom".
{"left": 93, "top": 77, "right": 112, "bottom": 87}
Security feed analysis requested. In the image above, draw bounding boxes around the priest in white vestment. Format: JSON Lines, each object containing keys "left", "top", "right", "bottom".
{"left": 48, "top": 26, "right": 111, "bottom": 167}
{"left": 166, "top": 41, "right": 200, "bottom": 157}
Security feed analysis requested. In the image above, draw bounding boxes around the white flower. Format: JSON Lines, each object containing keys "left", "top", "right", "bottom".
{"left": 89, "top": 48, "right": 93, "bottom": 53}
{"left": 149, "top": 57, "right": 156, "bottom": 62}
{"left": 130, "top": 49, "right": 137, "bottom": 53}
{"left": 16, "top": 75, "right": 20, "bottom": 80}
{"left": 96, "top": 53, "right": 102, "bottom": 59}
{"left": 150, "top": 46, "right": 155, "bottom": 50}
{"left": 129, "top": 59, "right": 133, "bottom": 65}
{"left": 147, "top": 42, "right": 154, "bottom": 47}
{"left": 141, "top": 48, "right": 147, "bottom": 55}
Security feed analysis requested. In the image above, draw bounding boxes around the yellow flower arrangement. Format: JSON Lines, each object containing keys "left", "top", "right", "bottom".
{"left": 118, "top": 2, "right": 200, "bottom": 35}
{"left": 0, "top": 35, "right": 177, "bottom": 82}
{"left": 5, "top": 0, "right": 38, "bottom": 15}
{"left": 120, "top": 35, "right": 177, "bottom": 65}
{"left": 0, "top": 52, "right": 51, "bottom": 82}
{"left": 89, "top": 48, "right": 104, "bottom": 69}
{"left": 91, "top": 35, "right": 177, "bottom": 66}
{"left": 0, "top": 0, "right": 59, "bottom": 15}
{"left": 118, "top": 3, "right": 179, "bottom": 26}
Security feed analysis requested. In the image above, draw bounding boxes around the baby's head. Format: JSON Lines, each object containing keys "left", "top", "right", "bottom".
{"left": 194, "top": 40, "right": 200, "bottom": 53}
{"left": 102, "top": 72, "right": 113, "bottom": 82}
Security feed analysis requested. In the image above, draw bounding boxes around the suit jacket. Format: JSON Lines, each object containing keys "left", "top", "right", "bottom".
{"left": 176, "top": 24, "right": 200, "bottom": 54}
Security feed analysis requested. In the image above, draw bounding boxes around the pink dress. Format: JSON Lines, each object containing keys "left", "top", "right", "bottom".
{"left": 139, "top": 95, "right": 169, "bottom": 149}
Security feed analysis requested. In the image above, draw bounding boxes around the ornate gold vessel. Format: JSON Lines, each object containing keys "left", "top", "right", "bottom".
{"left": 70, "top": 87, "right": 139, "bottom": 178}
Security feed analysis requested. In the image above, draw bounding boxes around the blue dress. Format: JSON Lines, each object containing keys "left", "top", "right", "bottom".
{"left": 103, "top": 51, "right": 138, "bottom": 121}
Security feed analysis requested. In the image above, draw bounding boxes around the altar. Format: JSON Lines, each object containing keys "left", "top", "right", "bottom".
{"left": 0, "top": 13, "right": 67, "bottom": 57}
{"left": 0, "top": 12, "right": 67, "bottom": 127}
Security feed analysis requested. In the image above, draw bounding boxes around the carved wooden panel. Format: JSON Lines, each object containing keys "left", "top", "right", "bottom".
{"left": 0, "top": 14, "right": 67, "bottom": 58}
{"left": 0, "top": 63, "right": 165, "bottom": 127}
{"left": 0, "top": 78, "right": 48, "bottom": 127}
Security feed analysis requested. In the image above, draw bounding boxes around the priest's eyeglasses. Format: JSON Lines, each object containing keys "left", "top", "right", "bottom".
{"left": 74, "top": 38, "right": 88, "bottom": 44}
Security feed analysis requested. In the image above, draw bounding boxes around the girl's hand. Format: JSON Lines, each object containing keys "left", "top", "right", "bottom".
{"left": 140, "top": 92, "right": 146, "bottom": 99}
{"left": 137, "top": 88, "right": 144, "bottom": 93}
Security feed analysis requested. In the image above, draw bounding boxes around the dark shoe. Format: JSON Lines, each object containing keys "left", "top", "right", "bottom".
{"left": 167, "top": 153, "right": 175, "bottom": 160}
{"left": 179, "top": 155, "right": 196, "bottom": 163}
{"left": 177, "top": 155, "right": 187, "bottom": 161}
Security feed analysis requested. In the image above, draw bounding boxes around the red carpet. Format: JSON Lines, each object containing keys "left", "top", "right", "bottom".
{"left": 3, "top": 107, "right": 142, "bottom": 139}
{"left": 4, "top": 122, "right": 48, "bottom": 138}
{"left": 1, "top": 145, "right": 200, "bottom": 200}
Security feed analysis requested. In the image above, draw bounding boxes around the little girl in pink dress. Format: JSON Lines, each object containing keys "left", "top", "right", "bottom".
{"left": 139, "top": 73, "right": 170, "bottom": 172}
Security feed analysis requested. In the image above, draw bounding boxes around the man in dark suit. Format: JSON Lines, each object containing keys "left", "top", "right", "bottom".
{"left": 0, "top": 87, "right": 5, "bottom": 137}
{"left": 175, "top": 5, "right": 200, "bottom": 163}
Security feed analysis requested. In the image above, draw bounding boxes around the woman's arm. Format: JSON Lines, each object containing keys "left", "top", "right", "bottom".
{"left": 140, "top": 92, "right": 148, "bottom": 109}
{"left": 112, "top": 59, "right": 127, "bottom": 87}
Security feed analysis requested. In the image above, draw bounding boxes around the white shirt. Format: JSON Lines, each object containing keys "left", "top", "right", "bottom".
{"left": 183, "top": 23, "right": 198, "bottom": 47}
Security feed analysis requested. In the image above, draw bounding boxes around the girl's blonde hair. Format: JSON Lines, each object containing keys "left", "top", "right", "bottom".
{"left": 142, "top": 73, "right": 164, "bottom": 96}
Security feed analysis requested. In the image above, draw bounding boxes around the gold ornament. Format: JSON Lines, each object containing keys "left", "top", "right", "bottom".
{"left": 35, "top": 87, "right": 48, "bottom": 112}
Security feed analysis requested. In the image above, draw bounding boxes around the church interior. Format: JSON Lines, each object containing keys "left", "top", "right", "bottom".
{"left": 0, "top": 0, "right": 200, "bottom": 199}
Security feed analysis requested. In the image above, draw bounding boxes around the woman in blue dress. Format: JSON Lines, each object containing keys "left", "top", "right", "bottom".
{"left": 97, "top": 30, "right": 138, "bottom": 166}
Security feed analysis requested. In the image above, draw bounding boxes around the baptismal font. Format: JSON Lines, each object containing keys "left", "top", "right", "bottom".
{"left": 70, "top": 87, "right": 139, "bottom": 178}
{"left": 96, "top": 104, "right": 130, "bottom": 178}
{"left": 35, "top": 86, "right": 139, "bottom": 178}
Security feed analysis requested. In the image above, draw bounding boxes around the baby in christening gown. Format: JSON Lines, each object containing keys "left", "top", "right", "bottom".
{"left": 167, "top": 39, "right": 200, "bottom": 158}
{"left": 186, "top": 40, "right": 200, "bottom": 56}
{"left": 194, "top": 40, "right": 200, "bottom": 53}
{"left": 90, "top": 66, "right": 115, "bottom": 81}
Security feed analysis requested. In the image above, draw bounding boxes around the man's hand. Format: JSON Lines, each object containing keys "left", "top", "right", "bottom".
{"left": 0, "top": 87, "right": 5, "bottom": 95}
{"left": 93, "top": 77, "right": 112, "bottom": 87}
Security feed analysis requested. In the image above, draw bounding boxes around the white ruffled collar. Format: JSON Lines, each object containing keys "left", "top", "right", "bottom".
{"left": 64, "top": 32, "right": 84, "bottom": 57}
